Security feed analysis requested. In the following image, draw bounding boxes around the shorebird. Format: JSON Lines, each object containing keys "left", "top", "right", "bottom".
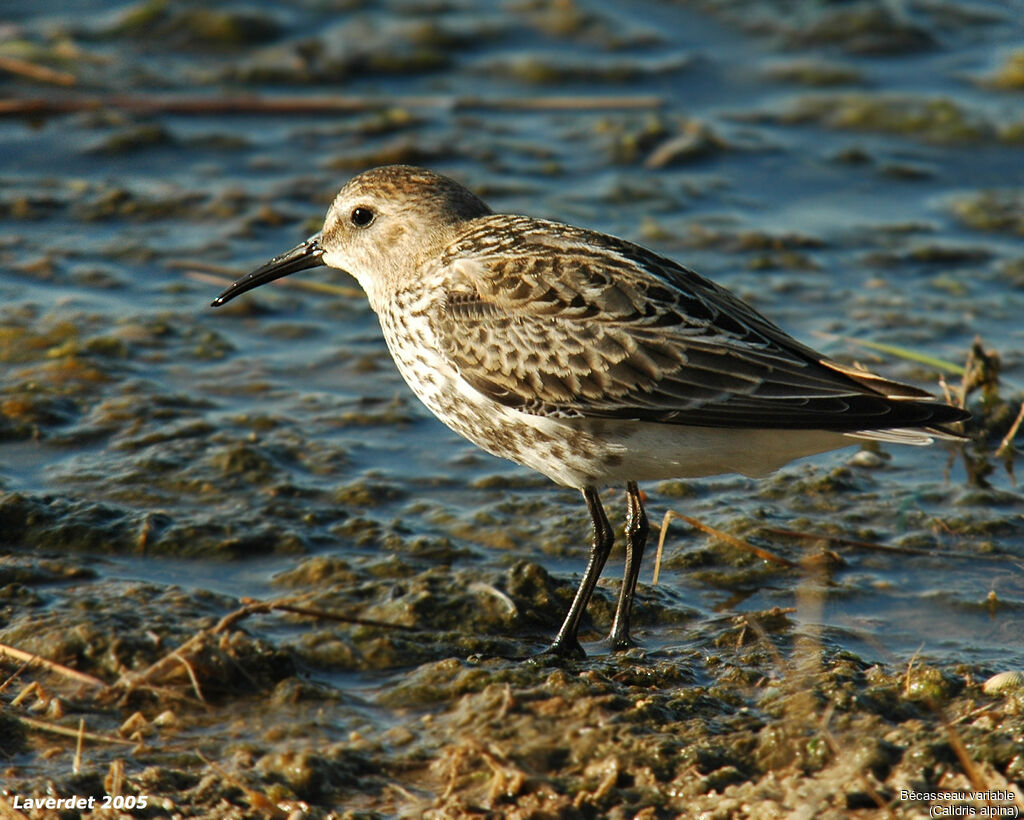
{"left": 211, "top": 165, "right": 969, "bottom": 658}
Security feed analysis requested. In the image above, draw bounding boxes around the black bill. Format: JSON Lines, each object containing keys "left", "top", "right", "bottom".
{"left": 211, "top": 234, "right": 326, "bottom": 307}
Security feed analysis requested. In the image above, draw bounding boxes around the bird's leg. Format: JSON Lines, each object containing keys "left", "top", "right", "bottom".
{"left": 608, "top": 481, "right": 649, "bottom": 650}
{"left": 544, "top": 487, "right": 614, "bottom": 658}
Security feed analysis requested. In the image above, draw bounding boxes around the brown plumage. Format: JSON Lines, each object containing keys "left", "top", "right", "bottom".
{"left": 212, "top": 165, "right": 969, "bottom": 658}
{"left": 431, "top": 214, "right": 961, "bottom": 432}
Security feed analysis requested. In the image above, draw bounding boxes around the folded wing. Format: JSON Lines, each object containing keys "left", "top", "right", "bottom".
{"left": 428, "top": 215, "right": 968, "bottom": 434}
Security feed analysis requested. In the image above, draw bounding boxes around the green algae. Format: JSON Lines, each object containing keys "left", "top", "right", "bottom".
{"left": 331, "top": 480, "right": 406, "bottom": 508}
{"left": 903, "top": 663, "right": 963, "bottom": 704}
{"left": 778, "top": 94, "right": 1001, "bottom": 144}
{"left": 784, "top": 5, "right": 934, "bottom": 54}
{"left": 682, "top": 224, "right": 826, "bottom": 253}
{"left": 602, "top": 113, "right": 674, "bottom": 164}
{"left": 475, "top": 54, "right": 692, "bottom": 86}
{"left": 323, "top": 140, "right": 451, "bottom": 172}
{"left": 764, "top": 59, "right": 865, "bottom": 87}
{"left": 863, "top": 244, "right": 993, "bottom": 268}
{"left": 107, "top": 0, "right": 282, "bottom": 48}
{"left": 980, "top": 50, "right": 1024, "bottom": 91}
{"left": 86, "top": 123, "right": 174, "bottom": 155}
{"left": 950, "top": 190, "right": 1024, "bottom": 236}
{"left": 1000, "top": 257, "right": 1024, "bottom": 289}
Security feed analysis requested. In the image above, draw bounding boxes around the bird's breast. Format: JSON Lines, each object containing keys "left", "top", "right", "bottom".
{"left": 374, "top": 295, "right": 605, "bottom": 486}
{"left": 377, "top": 295, "right": 502, "bottom": 443}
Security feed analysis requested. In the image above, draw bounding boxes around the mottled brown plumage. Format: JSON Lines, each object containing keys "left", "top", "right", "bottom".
{"left": 212, "top": 165, "right": 969, "bottom": 658}
{"left": 430, "top": 214, "right": 956, "bottom": 430}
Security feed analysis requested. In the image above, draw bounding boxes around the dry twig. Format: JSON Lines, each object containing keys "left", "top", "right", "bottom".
{"left": 0, "top": 55, "right": 75, "bottom": 86}
{"left": 995, "top": 401, "right": 1024, "bottom": 461}
{"left": 653, "top": 510, "right": 797, "bottom": 584}
{"left": 15, "top": 714, "right": 134, "bottom": 746}
{"left": 0, "top": 93, "right": 663, "bottom": 118}
{"left": 0, "top": 642, "right": 106, "bottom": 689}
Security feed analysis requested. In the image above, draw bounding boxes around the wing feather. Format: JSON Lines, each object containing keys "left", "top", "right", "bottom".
{"left": 427, "top": 215, "right": 968, "bottom": 432}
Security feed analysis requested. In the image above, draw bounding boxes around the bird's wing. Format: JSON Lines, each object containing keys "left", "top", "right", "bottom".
{"left": 427, "top": 215, "right": 960, "bottom": 431}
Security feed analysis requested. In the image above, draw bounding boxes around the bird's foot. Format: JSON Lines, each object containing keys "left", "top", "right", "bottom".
{"left": 607, "top": 633, "right": 639, "bottom": 652}
{"left": 533, "top": 637, "right": 586, "bottom": 661}
{"left": 607, "top": 619, "right": 641, "bottom": 652}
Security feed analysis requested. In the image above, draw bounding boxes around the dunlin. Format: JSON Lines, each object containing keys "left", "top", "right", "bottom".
{"left": 212, "top": 165, "right": 969, "bottom": 657}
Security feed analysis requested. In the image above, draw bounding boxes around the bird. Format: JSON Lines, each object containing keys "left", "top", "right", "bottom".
{"left": 211, "top": 165, "right": 969, "bottom": 658}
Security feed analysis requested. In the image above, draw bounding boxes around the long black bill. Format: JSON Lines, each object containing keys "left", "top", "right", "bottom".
{"left": 211, "top": 234, "right": 326, "bottom": 307}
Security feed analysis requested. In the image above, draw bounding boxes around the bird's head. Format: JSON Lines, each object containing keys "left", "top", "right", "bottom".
{"left": 211, "top": 165, "right": 490, "bottom": 311}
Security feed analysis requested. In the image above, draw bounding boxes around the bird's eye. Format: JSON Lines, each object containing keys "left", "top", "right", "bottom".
{"left": 350, "top": 207, "right": 374, "bottom": 228}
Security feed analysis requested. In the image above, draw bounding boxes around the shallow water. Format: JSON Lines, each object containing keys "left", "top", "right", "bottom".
{"left": 2, "top": 0, "right": 1023, "bottom": 813}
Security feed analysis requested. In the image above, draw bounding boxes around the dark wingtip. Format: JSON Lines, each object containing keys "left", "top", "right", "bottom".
{"left": 927, "top": 404, "right": 972, "bottom": 438}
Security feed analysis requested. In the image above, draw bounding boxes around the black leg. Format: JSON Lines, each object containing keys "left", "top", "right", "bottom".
{"left": 545, "top": 486, "right": 614, "bottom": 658}
{"left": 608, "top": 481, "right": 648, "bottom": 650}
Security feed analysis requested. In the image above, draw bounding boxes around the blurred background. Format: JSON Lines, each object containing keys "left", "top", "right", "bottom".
{"left": 1, "top": 0, "right": 1023, "bottom": 813}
